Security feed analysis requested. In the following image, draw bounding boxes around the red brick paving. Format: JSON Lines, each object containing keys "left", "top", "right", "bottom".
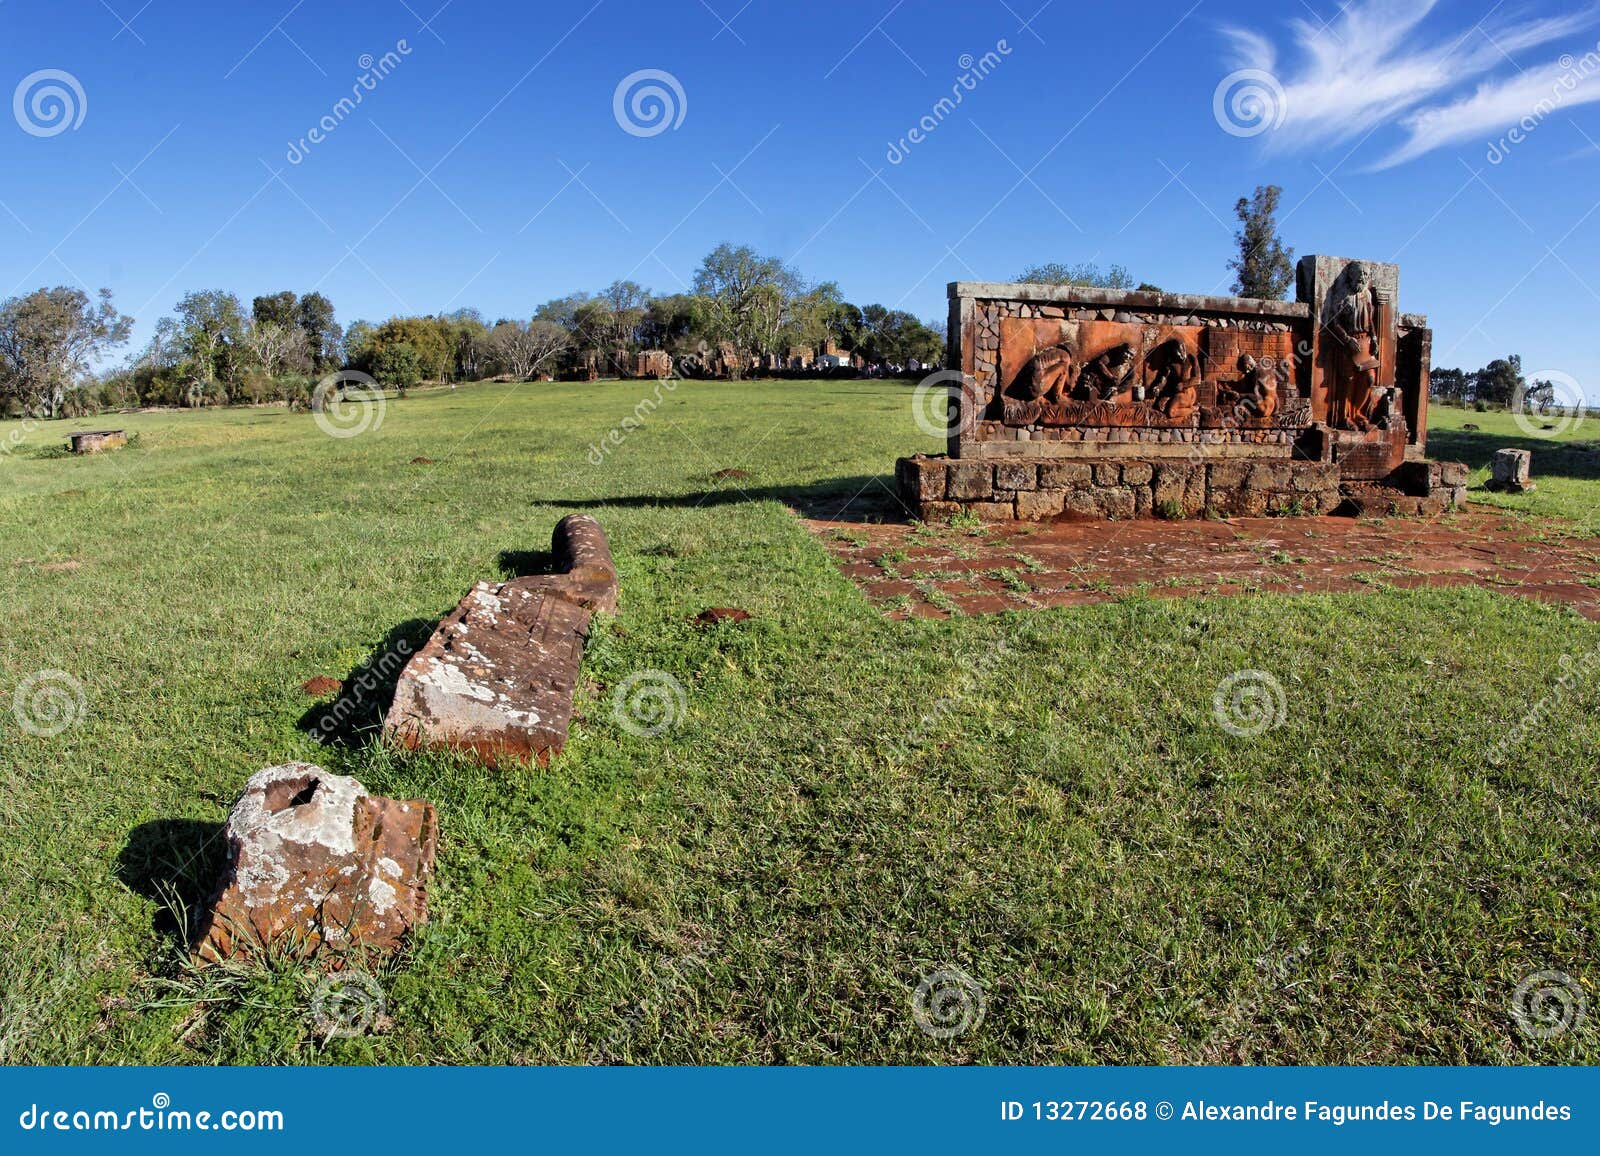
{"left": 805, "top": 510, "right": 1600, "bottom": 620}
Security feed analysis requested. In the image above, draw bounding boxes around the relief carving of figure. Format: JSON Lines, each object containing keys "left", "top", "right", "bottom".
{"left": 1017, "top": 344, "right": 1076, "bottom": 403}
{"left": 1073, "top": 342, "right": 1135, "bottom": 402}
{"left": 1146, "top": 339, "right": 1199, "bottom": 421}
{"left": 1233, "top": 354, "right": 1280, "bottom": 423}
{"left": 1326, "top": 264, "right": 1383, "bottom": 431}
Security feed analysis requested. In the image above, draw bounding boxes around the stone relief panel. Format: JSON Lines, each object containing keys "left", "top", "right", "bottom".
{"left": 1299, "top": 256, "right": 1400, "bottom": 432}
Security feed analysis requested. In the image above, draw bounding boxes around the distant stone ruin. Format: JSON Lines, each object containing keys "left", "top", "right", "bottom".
{"left": 898, "top": 256, "right": 1467, "bottom": 521}
{"left": 67, "top": 429, "right": 127, "bottom": 454}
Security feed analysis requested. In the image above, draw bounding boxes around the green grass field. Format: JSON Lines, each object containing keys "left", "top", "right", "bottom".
{"left": 1, "top": 380, "right": 1596, "bottom": 1064}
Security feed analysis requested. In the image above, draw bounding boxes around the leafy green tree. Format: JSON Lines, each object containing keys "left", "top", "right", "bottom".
{"left": 297, "top": 291, "right": 342, "bottom": 372}
{"left": 173, "top": 290, "right": 246, "bottom": 385}
{"left": 692, "top": 242, "right": 804, "bottom": 361}
{"left": 1016, "top": 262, "right": 1135, "bottom": 289}
{"left": 367, "top": 317, "right": 450, "bottom": 382}
{"left": 1473, "top": 355, "right": 1524, "bottom": 407}
{"left": 640, "top": 293, "right": 700, "bottom": 352}
{"left": 252, "top": 291, "right": 298, "bottom": 330}
{"left": 0, "top": 287, "right": 133, "bottom": 418}
{"left": 1228, "top": 184, "right": 1295, "bottom": 300}
{"left": 371, "top": 342, "right": 422, "bottom": 391}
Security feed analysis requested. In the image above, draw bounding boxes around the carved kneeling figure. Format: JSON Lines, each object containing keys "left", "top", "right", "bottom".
{"left": 1148, "top": 340, "right": 1199, "bottom": 421}
{"left": 1022, "top": 344, "right": 1076, "bottom": 403}
{"left": 1231, "top": 354, "right": 1280, "bottom": 423}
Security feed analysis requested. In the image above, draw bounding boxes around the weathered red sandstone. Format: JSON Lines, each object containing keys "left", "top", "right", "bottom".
{"left": 195, "top": 763, "right": 437, "bottom": 962}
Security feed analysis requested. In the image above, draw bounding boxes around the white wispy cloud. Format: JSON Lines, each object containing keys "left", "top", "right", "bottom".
{"left": 1222, "top": 0, "right": 1600, "bottom": 168}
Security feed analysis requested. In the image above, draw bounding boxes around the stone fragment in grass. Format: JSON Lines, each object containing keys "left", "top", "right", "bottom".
{"left": 1488, "top": 448, "right": 1534, "bottom": 492}
{"left": 693, "top": 607, "right": 751, "bottom": 626}
{"left": 67, "top": 430, "right": 127, "bottom": 454}
{"left": 383, "top": 515, "right": 618, "bottom": 765}
{"left": 195, "top": 762, "right": 437, "bottom": 963}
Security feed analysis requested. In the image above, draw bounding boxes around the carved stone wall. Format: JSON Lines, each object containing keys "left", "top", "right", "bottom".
{"left": 904, "top": 260, "right": 1462, "bottom": 522}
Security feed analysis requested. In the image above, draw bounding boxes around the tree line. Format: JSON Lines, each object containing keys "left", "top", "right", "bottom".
{"left": 0, "top": 242, "right": 946, "bottom": 419}
{"left": 1431, "top": 355, "right": 1552, "bottom": 410}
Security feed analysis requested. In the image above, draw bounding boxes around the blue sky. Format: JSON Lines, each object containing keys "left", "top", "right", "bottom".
{"left": 4, "top": 0, "right": 1600, "bottom": 392}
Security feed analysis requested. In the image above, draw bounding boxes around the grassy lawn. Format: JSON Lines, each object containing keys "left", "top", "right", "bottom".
{"left": 1428, "top": 403, "right": 1600, "bottom": 531}
{"left": 1, "top": 380, "right": 1596, "bottom": 1065}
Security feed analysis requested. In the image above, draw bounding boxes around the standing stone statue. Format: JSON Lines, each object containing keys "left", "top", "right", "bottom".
{"left": 1325, "top": 264, "right": 1383, "bottom": 431}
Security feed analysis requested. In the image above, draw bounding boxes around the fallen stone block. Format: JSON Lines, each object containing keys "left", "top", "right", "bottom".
{"left": 383, "top": 515, "right": 617, "bottom": 765}
{"left": 195, "top": 763, "right": 437, "bottom": 962}
{"left": 67, "top": 429, "right": 127, "bottom": 454}
{"left": 1488, "top": 447, "right": 1534, "bottom": 492}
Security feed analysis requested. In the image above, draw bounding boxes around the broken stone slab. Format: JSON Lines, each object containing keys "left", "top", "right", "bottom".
{"left": 194, "top": 763, "right": 437, "bottom": 962}
{"left": 1488, "top": 447, "right": 1534, "bottom": 491}
{"left": 382, "top": 515, "right": 617, "bottom": 765}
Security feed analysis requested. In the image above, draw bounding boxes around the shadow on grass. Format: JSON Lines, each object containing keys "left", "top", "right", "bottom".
{"left": 543, "top": 473, "right": 909, "bottom": 522}
{"left": 298, "top": 617, "right": 437, "bottom": 748}
{"left": 1430, "top": 423, "right": 1600, "bottom": 480}
{"left": 117, "top": 818, "right": 226, "bottom": 949}
{"left": 497, "top": 548, "right": 554, "bottom": 578}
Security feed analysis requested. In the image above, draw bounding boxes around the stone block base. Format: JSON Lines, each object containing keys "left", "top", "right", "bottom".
{"left": 897, "top": 454, "right": 1467, "bottom": 522}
